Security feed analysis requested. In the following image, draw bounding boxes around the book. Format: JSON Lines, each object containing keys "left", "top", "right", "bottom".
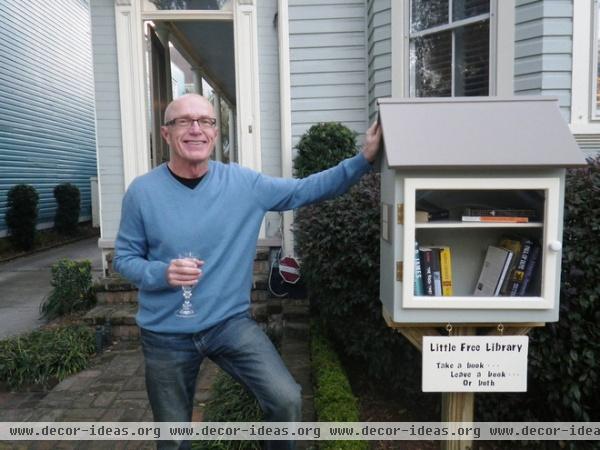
{"left": 463, "top": 207, "right": 538, "bottom": 219}
{"left": 431, "top": 247, "right": 442, "bottom": 296}
{"left": 517, "top": 243, "right": 540, "bottom": 296}
{"left": 462, "top": 216, "right": 529, "bottom": 223}
{"left": 497, "top": 237, "right": 523, "bottom": 296}
{"left": 473, "top": 245, "right": 514, "bottom": 296}
{"left": 419, "top": 247, "right": 434, "bottom": 296}
{"left": 415, "top": 199, "right": 450, "bottom": 222}
{"left": 414, "top": 241, "right": 425, "bottom": 296}
{"left": 507, "top": 239, "right": 534, "bottom": 296}
{"left": 439, "top": 246, "right": 453, "bottom": 296}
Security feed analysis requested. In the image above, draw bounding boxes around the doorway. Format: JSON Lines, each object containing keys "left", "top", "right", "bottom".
{"left": 144, "top": 18, "right": 237, "bottom": 168}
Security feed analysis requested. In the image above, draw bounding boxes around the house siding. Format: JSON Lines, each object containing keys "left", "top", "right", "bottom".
{"left": 258, "top": 0, "right": 281, "bottom": 177}
{"left": 89, "top": 0, "right": 125, "bottom": 242}
{"left": 514, "top": 0, "right": 573, "bottom": 122}
{"left": 289, "top": 0, "right": 368, "bottom": 150}
{"left": 367, "top": 0, "right": 391, "bottom": 123}
{"left": 0, "top": 0, "right": 97, "bottom": 235}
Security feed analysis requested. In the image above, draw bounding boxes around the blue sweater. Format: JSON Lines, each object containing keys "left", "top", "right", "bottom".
{"left": 113, "top": 154, "right": 371, "bottom": 333}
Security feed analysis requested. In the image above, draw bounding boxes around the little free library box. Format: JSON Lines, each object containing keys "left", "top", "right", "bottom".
{"left": 378, "top": 97, "right": 587, "bottom": 325}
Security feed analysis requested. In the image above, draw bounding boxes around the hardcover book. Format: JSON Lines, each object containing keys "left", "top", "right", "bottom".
{"left": 414, "top": 241, "right": 425, "bottom": 296}
{"left": 508, "top": 239, "right": 534, "bottom": 296}
{"left": 439, "top": 246, "right": 453, "bottom": 296}
{"left": 517, "top": 243, "right": 540, "bottom": 296}
{"left": 431, "top": 247, "right": 442, "bottom": 296}
{"left": 473, "top": 245, "right": 514, "bottom": 296}
{"left": 419, "top": 247, "right": 434, "bottom": 296}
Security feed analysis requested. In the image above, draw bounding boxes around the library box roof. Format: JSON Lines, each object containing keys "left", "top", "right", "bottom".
{"left": 378, "top": 97, "right": 587, "bottom": 170}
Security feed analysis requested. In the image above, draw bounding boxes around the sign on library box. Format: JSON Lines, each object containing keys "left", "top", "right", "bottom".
{"left": 422, "top": 336, "right": 529, "bottom": 392}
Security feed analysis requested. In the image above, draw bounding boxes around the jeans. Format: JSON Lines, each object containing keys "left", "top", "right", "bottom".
{"left": 140, "top": 312, "right": 302, "bottom": 450}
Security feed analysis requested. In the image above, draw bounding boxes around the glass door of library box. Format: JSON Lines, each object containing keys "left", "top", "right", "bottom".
{"left": 401, "top": 177, "right": 561, "bottom": 310}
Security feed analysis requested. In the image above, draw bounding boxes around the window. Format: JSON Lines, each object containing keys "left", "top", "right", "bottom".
{"left": 409, "top": 0, "right": 491, "bottom": 97}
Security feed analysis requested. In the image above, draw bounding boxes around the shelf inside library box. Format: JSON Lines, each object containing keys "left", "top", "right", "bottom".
{"left": 415, "top": 220, "right": 544, "bottom": 229}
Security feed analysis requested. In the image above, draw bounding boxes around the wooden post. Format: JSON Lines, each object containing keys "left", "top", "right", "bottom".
{"left": 383, "top": 310, "right": 539, "bottom": 450}
{"left": 441, "top": 327, "right": 475, "bottom": 450}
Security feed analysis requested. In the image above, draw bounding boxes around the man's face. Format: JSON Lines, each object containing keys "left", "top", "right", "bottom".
{"left": 160, "top": 96, "right": 218, "bottom": 167}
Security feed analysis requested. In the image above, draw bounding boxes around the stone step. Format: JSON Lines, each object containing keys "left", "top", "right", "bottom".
{"left": 255, "top": 247, "right": 270, "bottom": 261}
{"left": 282, "top": 303, "right": 310, "bottom": 321}
{"left": 283, "top": 321, "right": 310, "bottom": 340}
{"left": 96, "top": 290, "right": 138, "bottom": 305}
{"left": 83, "top": 304, "right": 140, "bottom": 341}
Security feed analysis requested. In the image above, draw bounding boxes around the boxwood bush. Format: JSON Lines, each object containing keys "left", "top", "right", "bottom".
{"left": 477, "top": 156, "right": 600, "bottom": 449}
{"left": 5, "top": 184, "right": 39, "bottom": 251}
{"left": 293, "top": 122, "right": 358, "bottom": 178}
{"left": 311, "top": 321, "right": 367, "bottom": 450}
{"left": 0, "top": 326, "right": 95, "bottom": 390}
{"left": 54, "top": 183, "right": 80, "bottom": 235}
{"left": 40, "top": 258, "right": 95, "bottom": 320}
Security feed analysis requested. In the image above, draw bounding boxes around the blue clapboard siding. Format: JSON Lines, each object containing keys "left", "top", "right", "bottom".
{"left": 289, "top": 0, "right": 368, "bottom": 149}
{"left": 514, "top": 0, "right": 573, "bottom": 122}
{"left": 0, "top": 0, "right": 97, "bottom": 235}
{"left": 367, "top": 0, "right": 391, "bottom": 123}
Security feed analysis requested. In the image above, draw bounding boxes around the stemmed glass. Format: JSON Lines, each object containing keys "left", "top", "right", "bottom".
{"left": 176, "top": 251, "right": 199, "bottom": 318}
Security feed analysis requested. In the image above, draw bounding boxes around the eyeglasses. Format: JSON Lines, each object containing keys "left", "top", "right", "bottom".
{"left": 165, "top": 117, "right": 217, "bottom": 129}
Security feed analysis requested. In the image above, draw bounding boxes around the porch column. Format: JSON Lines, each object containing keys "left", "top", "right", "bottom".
{"left": 191, "top": 66, "right": 203, "bottom": 95}
{"left": 213, "top": 92, "right": 223, "bottom": 161}
{"left": 114, "top": 0, "right": 150, "bottom": 188}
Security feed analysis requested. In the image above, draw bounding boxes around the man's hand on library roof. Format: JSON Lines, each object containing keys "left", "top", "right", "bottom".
{"left": 362, "top": 120, "right": 382, "bottom": 163}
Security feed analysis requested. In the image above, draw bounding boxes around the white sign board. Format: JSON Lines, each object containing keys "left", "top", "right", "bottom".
{"left": 422, "top": 336, "right": 528, "bottom": 392}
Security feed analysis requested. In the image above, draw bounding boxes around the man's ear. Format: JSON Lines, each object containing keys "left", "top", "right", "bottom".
{"left": 160, "top": 126, "right": 170, "bottom": 143}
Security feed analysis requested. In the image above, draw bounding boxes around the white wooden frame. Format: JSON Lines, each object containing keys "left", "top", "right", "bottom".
{"left": 391, "top": 0, "right": 514, "bottom": 98}
{"left": 571, "top": 0, "right": 600, "bottom": 133}
{"left": 401, "top": 177, "right": 561, "bottom": 310}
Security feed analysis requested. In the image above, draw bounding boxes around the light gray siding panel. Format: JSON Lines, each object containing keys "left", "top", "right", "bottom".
{"left": 289, "top": 0, "right": 368, "bottom": 147}
{"left": 367, "top": 0, "right": 391, "bottom": 122}
{"left": 0, "top": 0, "right": 97, "bottom": 233}
{"left": 258, "top": 0, "right": 281, "bottom": 177}
{"left": 258, "top": 0, "right": 282, "bottom": 238}
{"left": 90, "top": 0, "right": 124, "bottom": 240}
{"left": 514, "top": 0, "right": 573, "bottom": 121}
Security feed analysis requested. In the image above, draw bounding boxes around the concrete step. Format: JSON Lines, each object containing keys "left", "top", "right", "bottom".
{"left": 83, "top": 304, "right": 139, "bottom": 341}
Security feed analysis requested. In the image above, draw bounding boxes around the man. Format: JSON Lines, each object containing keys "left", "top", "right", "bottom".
{"left": 114, "top": 93, "right": 381, "bottom": 450}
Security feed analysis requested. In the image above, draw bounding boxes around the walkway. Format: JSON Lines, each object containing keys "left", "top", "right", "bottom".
{"left": 0, "top": 237, "right": 103, "bottom": 339}
{"left": 0, "top": 308, "right": 314, "bottom": 449}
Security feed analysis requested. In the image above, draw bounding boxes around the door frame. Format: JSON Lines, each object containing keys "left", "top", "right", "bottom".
{"left": 114, "top": 0, "right": 262, "bottom": 188}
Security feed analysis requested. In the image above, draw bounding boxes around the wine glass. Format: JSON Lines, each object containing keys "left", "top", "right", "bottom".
{"left": 176, "top": 251, "right": 199, "bottom": 318}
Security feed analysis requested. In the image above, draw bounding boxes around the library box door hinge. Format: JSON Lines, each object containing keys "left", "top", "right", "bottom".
{"left": 396, "top": 261, "right": 403, "bottom": 282}
{"left": 397, "top": 203, "right": 404, "bottom": 225}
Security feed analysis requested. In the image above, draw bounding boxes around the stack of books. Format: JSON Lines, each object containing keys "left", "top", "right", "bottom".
{"left": 473, "top": 236, "right": 540, "bottom": 297}
{"left": 414, "top": 242, "right": 453, "bottom": 296}
{"left": 461, "top": 208, "right": 538, "bottom": 223}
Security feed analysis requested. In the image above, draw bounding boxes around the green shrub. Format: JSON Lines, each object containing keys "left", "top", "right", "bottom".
{"left": 295, "top": 173, "right": 421, "bottom": 396}
{"left": 53, "top": 183, "right": 80, "bottom": 235}
{"left": 5, "top": 184, "right": 39, "bottom": 250}
{"left": 476, "top": 156, "right": 600, "bottom": 449}
{"left": 0, "top": 326, "right": 95, "bottom": 390}
{"left": 293, "top": 122, "right": 358, "bottom": 178}
{"left": 311, "top": 321, "right": 367, "bottom": 450}
{"left": 40, "top": 258, "right": 95, "bottom": 320}
{"left": 193, "top": 373, "right": 262, "bottom": 450}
